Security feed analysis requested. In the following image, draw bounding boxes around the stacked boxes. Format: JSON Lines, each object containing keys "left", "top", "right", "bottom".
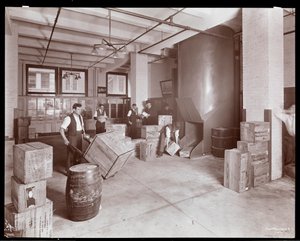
{"left": 158, "top": 115, "right": 172, "bottom": 130}
{"left": 5, "top": 142, "right": 53, "bottom": 237}
{"left": 224, "top": 121, "right": 270, "bottom": 192}
{"left": 139, "top": 125, "right": 161, "bottom": 161}
{"left": 106, "top": 123, "right": 127, "bottom": 137}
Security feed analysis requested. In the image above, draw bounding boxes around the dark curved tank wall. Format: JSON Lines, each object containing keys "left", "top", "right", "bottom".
{"left": 178, "top": 26, "right": 236, "bottom": 154}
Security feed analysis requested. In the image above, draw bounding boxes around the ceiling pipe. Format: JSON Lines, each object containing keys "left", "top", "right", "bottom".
{"left": 42, "top": 7, "right": 61, "bottom": 64}
{"left": 108, "top": 8, "right": 230, "bottom": 40}
{"left": 88, "top": 8, "right": 185, "bottom": 69}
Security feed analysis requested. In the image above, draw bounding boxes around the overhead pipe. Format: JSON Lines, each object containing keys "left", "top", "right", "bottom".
{"left": 108, "top": 8, "right": 230, "bottom": 40}
{"left": 42, "top": 7, "right": 61, "bottom": 64}
{"left": 88, "top": 8, "right": 185, "bottom": 69}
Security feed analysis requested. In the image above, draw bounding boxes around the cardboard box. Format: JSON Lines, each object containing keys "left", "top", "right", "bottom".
{"left": 224, "top": 148, "right": 251, "bottom": 193}
{"left": 13, "top": 142, "right": 53, "bottom": 184}
{"left": 83, "top": 132, "right": 135, "bottom": 179}
{"left": 240, "top": 121, "right": 270, "bottom": 142}
{"left": 11, "top": 176, "right": 47, "bottom": 213}
{"left": 5, "top": 199, "right": 53, "bottom": 238}
{"left": 165, "top": 142, "right": 181, "bottom": 156}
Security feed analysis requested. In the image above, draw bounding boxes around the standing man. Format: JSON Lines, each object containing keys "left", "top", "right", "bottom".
{"left": 141, "top": 100, "right": 157, "bottom": 125}
{"left": 127, "top": 103, "right": 140, "bottom": 139}
{"left": 60, "top": 103, "right": 86, "bottom": 174}
{"left": 94, "top": 104, "right": 108, "bottom": 134}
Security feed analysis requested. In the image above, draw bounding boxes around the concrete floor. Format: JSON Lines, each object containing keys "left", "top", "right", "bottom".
{"left": 4, "top": 135, "right": 295, "bottom": 238}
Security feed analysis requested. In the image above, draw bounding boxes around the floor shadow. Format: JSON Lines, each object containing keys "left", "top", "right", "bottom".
{"left": 46, "top": 186, "right": 69, "bottom": 220}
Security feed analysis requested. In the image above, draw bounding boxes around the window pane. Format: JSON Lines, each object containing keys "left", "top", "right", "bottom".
{"left": 27, "top": 66, "right": 56, "bottom": 93}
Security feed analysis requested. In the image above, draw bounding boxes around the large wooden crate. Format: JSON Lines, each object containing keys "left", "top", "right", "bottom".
{"left": 13, "top": 142, "right": 53, "bottom": 184}
{"left": 140, "top": 139, "right": 160, "bottom": 161}
{"left": 224, "top": 149, "right": 251, "bottom": 193}
{"left": 240, "top": 121, "right": 270, "bottom": 142}
{"left": 11, "top": 176, "right": 47, "bottom": 213}
{"left": 5, "top": 198, "right": 53, "bottom": 238}
{"left": 83, "top": 131, "right": 135, "bottom": 179}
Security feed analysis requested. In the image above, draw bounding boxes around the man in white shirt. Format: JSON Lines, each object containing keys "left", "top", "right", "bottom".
{"left": 60, "top": 103, "right": 86, "bottom": 174}
{"left": 274, "top": 104, "right": 295, "bottom": 164}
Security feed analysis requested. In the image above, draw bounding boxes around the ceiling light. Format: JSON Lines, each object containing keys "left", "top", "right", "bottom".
{"left": 62, "top": 53, "right": 81, "bottom": 80}
{"left": 91, "top": 9, "right": 128, "bottom": 58}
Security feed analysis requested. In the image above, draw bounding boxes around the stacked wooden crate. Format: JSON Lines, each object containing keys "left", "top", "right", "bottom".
{"left": 238, "top": 121, "right": 270, "bottom": 187}
{"left": 139, "top": 115, "right": 173, "bottom": 161}
{"left": 224, "top": 121, "right": 270, "bottom": 193}
{"left": 5, "top": 142, "right": 53, "bottom": 237}
{"left": 106, "top": 123, "right": 127, "bottom": 137}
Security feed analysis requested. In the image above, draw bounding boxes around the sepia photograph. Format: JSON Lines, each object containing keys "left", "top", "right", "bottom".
{"left": 3, "top": 4, "right": 296, "bottom": 239}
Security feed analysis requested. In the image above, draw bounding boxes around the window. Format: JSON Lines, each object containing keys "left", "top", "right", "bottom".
{"left": 26, "top": 65, "right": 57, "bottom": 94}
{"left": 106, "top": 72, "right": 128, "bottom": 97}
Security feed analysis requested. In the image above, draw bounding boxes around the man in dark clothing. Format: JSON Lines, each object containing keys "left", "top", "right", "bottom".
{"left": 93, "top": 104, "right": 108, "bottom": 134}
{"left": 127, "top": 103, "right": 140, "bottom": 139}
{"left": 60, "top": 103, "right": 86, "bottom": 174}
{"left": 157, "top": 122, "right": 180, "bottom": 157}
{"left": 142, "top": 100, "right": 157, "bottom": 125}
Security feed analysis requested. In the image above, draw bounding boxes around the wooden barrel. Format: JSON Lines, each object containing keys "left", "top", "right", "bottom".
{"left": 66, "top": 163, "right": 103, "bottom": 221}
{"left": 211, "top": 127, "right": 234, "bottom": 158}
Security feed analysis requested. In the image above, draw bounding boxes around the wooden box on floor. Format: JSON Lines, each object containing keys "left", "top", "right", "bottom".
{"left": 224, "top": 149, "right": 251, "bottom": 193}
{"left": 237, "top": 141, "right": 268, "bottom": 155}
{"left": 83, "top": 131, "right": 135, "bottom": 179}
{"left": 179, "top": 146, "right": 194, "bottom": 158}
{"left": 11, "top": 176, "right": 47, "bottom": 213}
{"left": 165, "top": 141, "right": 181, "bottom": 156}
{"left": 13, "top": 142, "right": 53, "bottom": 184}
{"left": 130, "top": 138, "right": 144, "bottom": 158}
{"left": 140, "top": 139, "right": 159, "bottom": 161}
{"left": 240, "top": 121, "right": 270, "bottom": 142}
{"left": 5, "top": 198, "right": 53, "bottom": 238}
{"left": 250, "top": 160, "right": 270, "bottom": 187}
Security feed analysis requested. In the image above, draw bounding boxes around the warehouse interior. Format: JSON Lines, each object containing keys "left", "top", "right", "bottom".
{"left": 3, "top": 7, "right": 295, "bottom": 238}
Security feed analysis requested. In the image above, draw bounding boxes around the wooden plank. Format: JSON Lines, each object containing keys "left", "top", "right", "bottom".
{"left": 5, "top": 199, "right": 53, "bottom": 237}
{"left": 13, "top": 142, "right": 53, "bottom": 184}
{"left": 11, "top": 176, "right": 47, "bottom": 213}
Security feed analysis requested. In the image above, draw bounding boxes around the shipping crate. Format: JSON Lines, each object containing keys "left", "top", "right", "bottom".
{"left": 13, "top": 142, "right": 53, "bottom": 184}
{"left": 141, "top": 125, "right": 161, "bottom": 139}
{"left": 165, "top": 141, "right": 181, "bottom": 156}
{"left": 130, "top": 138, "right": 144, "bottom": 158}
{"left": 140, "top": 139, "right": 160, "bottom": 161}
{"left": 158, "top": 115, "right": 172, "bottom": 128}
{"left": 240, "top": 121, "right": 270, "bottom": 142}
{"left": 250, "top": 160, "right": 270, "bottom": 187}
{"left": 179, "top": 146, "right": 194, "bottom": 158}
{"left": 5, "top": 198, "right": 53, "bottom": 238}
{"left": 11, "top": 176, "right": 47, "bottom": 213}
{"left": 83, "top": 131, "right": 135, "bottom": 179}
{"left": 224, "top": 149, "right": 251, "bottom": 193}
{"left": 106, "top": 124, "right": 126, "bottom": 137}
{"left": 237, "top": 141, "right": 268, "bottom": 155}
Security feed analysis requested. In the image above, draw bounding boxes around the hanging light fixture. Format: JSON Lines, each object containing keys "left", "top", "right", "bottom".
{"left": 91, "top": 9, "right": 128, "bottom": 58}
{"left": 62, "top": 53, "right": 81, "bottom": 80}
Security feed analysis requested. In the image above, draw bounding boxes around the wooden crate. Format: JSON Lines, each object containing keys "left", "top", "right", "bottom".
{"left": 250, "top": 160, "right": 270, "bottom": 187}
{"left": 140, "top": 139, "right": 160, "bottom": 161}
{"left": 11, "top": 176, "right": 47, "bottom": 213}
{"left": 237, "top": 141, "right": 268, "bottom": 154}
{"left": 165, "top": 141, "right": 181, "bottom": 156}
{"left": 224, "top": 148, "right": 251, "bottom": 193}
{"left": 240, "top": 121, "right": 270, "bottom": 142}
{"left": 106, "top": 124, "right": 126, "bottom": 137}
{"left": 130, "top": 138, "right": 144, "bottom": 158}
{"left": 5, "top": 198, "right": 53, "bottom": 238}
{"left": 13, "top": 142, "right": 53, "bottom": 184}
{"left": 83, "top": 132, "right": 135, "bottom": 179}
{"left": 179, "top": 146, "right": 194, "bottom": 158}
{"left": 158, "top": 115, "right": 172, "bottom": 128}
